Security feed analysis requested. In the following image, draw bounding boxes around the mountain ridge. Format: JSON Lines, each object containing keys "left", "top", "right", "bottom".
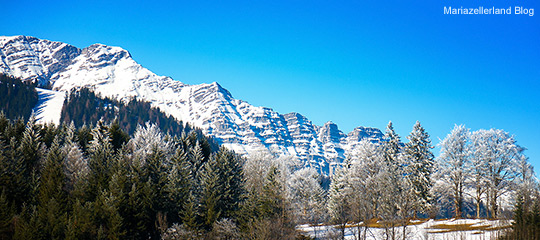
{"left": 0, "top": 35, "right": 384, "bottom": 174}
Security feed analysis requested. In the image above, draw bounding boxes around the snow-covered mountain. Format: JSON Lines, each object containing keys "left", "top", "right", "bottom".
{"left": 0, "top": 35, "right": 384, "bottom": 174}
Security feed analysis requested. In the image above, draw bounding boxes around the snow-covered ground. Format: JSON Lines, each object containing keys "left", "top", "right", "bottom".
{"left": 297, "top": 219, "right": 512, "bottom": 240}
{"left": 33, "top": 88, "right": 66, "bottom": 125}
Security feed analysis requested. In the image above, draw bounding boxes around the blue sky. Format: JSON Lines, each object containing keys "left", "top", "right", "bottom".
{"left": 2, "top": 0, "right": 539, "bottom": 173}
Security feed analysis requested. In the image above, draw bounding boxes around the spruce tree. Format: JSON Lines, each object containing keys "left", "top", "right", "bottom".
{"left": 37, "top": 137, "right": 68, "bottom": 239}
{"left": 87, "top": 121, "right": 114, "bottom": 200}
{"left": 13, "top": 204, "right": 40, "bottom": 240}
{"left": 199, "top": 154, "right": 221, "bottom": 229}
{"left": 215, "top": 147, "right": 244, "bottom": 220}
{"left": 404, "top": 121, "right": 435, "bottom": 216}
{"left": 383, "top": 121, "right": 402, "bottom": 168}
{"left": 165, "top": 148, "right": 191, "bottom": 225}
{"left": 327, "top": 163, "right": 350, "bottom": 240}
{"left": 63, "top": 123, "right": 88, "bottom": 195}
{"left": 17, "top": 115, "right": 43, "bottom": 206}
{"left": 0, "top": 188, "right": 15, "bottom": 239}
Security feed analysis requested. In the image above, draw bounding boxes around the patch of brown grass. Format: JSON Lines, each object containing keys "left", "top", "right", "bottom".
{"left": 344, "top": 219, "right": 428, "bottom": 229}
{"left": 428, "top": 221, "right": 512, "bottom": 233}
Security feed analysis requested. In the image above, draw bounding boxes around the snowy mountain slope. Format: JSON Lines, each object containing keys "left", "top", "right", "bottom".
{"left": 0, "top": 36, "right": 80, "bottom": 86}
{"left": 0, "top": 35, "right": 384, "bottom": 174}
{"left": 33, "top": 88, "right": 66, "bottom": 125}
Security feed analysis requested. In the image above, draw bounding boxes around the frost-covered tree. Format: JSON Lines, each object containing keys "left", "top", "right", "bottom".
{"left": 288, "top": 167, "right": 326, "bottom": 225}
{"left": 243, "top": 150, "right": 273, "bottom": 195}
{"left": 471, "top": 129, "right": 523, "bottom": 219}
{"left": 327, "top": 160, "right": 350, "bottom": 240}
{"left": 436, "top": 124, "right": 470, "bottom": 218}
{"left": 63, "top": 122, "right": 88, "bottom": 193}
{"left": 514, "top": 155, "right": 537, "bottom": 220}
{"left": 128, "top": 122, "right": 170, "bottom": 167}
{"left": 348, "top": 140, "right": 385, "bottom": 240}
{"left": 383, "top": 121, "right": 401, "bottom": 168}
{"left": 404, "top": 121, "right": 434, "bottom": 216}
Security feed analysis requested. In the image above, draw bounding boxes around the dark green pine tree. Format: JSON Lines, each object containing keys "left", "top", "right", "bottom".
{"left": 214, "top": 147, "right": 244, "bottom": 220}
{"left": 37, "top": 137, "right": 68, "bottom": 239}
{"left": 65, "top": 199, "right": 94, "bottom": 240}
{"left": 17, "top": 115, "right": 43, "bottom": 207}
{"left": 260, "top": 165, "right": 285, "bottom": 219}
{"left": 0, "top": 112, "right": 10, "bottom": 136}
{"left": 94, "top": 186, "right": 125, "bottom": 240}
{"left": 108, "top": 120, "right": 129, "bottom": 152}
{"left": 124, "top": 165, "right": 154, "bottom": 239}
{"left": 0, "top": 188, "right": 15, "bottom": 239}
{"left": 405, "top": 121, "right": 435, "bottom": 216}
{"left": 13, "top": 204, "right": 40, "bottom": 240}
{"left": 0, "top": 137, "right": 28, "bottom": 211}
{"left": 86, "top": 121, "right": 114, "bottom": 200}
{"left": 190, "top": 140, "right": 206, "bottom": 175}
{"left": 512, "top": 194, "right": 526, "bottom": 239}
{"left": 199, "top": 154, "right": 221, "bottom": 229}
{"left": 165, "top": 148, "right": 191, "bottom": 225}
{"left": 143, "top": 146, "right": 169, "bottom": 239}
{"left": 76, "top": 124, "right": 93, "bottom": 153}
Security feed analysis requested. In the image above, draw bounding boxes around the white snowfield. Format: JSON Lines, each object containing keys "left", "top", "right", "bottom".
{"left": 297, "top": 219, "right": 512, "bottom": 240}
{"left": 33, "top": 88, "right": 66, "bottom": 125}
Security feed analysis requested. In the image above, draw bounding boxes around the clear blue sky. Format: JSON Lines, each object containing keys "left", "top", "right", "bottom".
{"left": 3, "top": 0, "right": 539, "bottom": 173}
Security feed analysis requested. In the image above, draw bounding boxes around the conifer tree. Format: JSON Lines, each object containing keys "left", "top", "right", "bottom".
{"left": 165, "top": 148, "right": 191, "bottom": 225}
{"left": 17, "top": 115, "right": 43, "bottom": 206}
{"left": 37, "top": 137, "right": 68, "bottom": 239}
{"left": 63, "top": 122, "right": 88, "bottom": 194}
{"left": 108, "top": 120, "right": 129, "bottom": 152}
{"left": 181, "top": 191, "right": 199, "bottom": 231}
{"left": 404, "top": 121, "right": 435, "bottom": 217}
{"left": 214, "top": 148, "right": 244, "bottom": 220}
{"left": 199, "top": 154, "right": 221, "bottom": 229}
{"left": 0, "top": 188, "right": 15, "bottom": 239}
{"left": 13, "top": 204, "right": 40, "bottom": 240}
{"left": 87, "top": 120, "right": 114, "bottom": 200}
{"left": 383, "top": 121, "right": 402, "bottom": 168}
{"left": 327, "top": 163, "right": 350, "bottom": 239}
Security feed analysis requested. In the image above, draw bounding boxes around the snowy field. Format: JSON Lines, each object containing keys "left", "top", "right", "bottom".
{"left": 297, "top": 219, "right": 512, "bottom": 240}
{"left": 33, "top": 88, "right": 65, "bottom": 125}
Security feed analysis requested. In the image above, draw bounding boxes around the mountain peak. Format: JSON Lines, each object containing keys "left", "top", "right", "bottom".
{"left": 82, "top": 44, "right": 132, "bottom": 63}
{"left": 0, "top": 35, "right": 385, "bottom": 175}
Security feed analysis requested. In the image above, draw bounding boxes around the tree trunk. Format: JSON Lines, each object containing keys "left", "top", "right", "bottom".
{"left": 475, "top": 197, "right": 481, "bottom": 219}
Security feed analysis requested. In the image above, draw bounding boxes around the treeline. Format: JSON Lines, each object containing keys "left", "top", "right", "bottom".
{"left": 0, "top": 114, "right": 308, "bottom": 239}
{"left": 61, "top": 88, "right": 189, "bottom": 136}
{"left": 0, "top": 74, "right": 38, "bottom": 120}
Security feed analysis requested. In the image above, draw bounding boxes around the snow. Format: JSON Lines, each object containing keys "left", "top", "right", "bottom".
{"left": 2, "top": 36, "right": 389, "bottom": 175}
{"left": 297, "top": 219, "right": 512, "bottom": 240}
{"left": 33, "top": 88, "right": 66, "bottom": 125}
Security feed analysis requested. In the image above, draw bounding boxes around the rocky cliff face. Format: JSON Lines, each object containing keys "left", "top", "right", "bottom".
{"left": 0, "top": 35, "right": 385, "bottom": 174}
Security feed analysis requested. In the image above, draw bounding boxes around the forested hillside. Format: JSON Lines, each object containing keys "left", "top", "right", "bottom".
{"left": 61, "top": 88, "right": 188, "bottom": 135}
{"left": 0, "top": 74, "right": 38, "bottom": 120}
{"left": 0, "top": 115, "right": 307, "bottom": 239}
